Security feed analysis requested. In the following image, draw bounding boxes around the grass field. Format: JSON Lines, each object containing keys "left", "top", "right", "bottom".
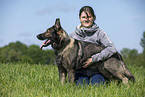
{"left": 0, "top": 63, "right": 145, "bottom": 97}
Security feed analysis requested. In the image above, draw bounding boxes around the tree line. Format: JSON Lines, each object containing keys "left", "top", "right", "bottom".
{"left": 0, "top": 41, "right": 55, "bottom": 64}
{"left": 0, "top": 32, "right": 145, "bottom": 68}
{"left": 120, "top": 31, "right": 145, "bottom": 68}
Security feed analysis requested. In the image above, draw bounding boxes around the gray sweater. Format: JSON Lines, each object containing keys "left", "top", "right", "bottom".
{"left": 69, "top": 23, "right": 117, "bottom": 63}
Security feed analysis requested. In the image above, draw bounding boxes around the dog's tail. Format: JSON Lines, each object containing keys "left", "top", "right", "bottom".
{"left": 121, "top": 61, "right": 135, "bottom": 83}
{"left": 117, "top": 53, "right": 135, "bottom": 83}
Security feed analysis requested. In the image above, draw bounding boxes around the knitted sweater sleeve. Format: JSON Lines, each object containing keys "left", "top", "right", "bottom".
{"left": 91, "top": 31, "right": 117, "bottom": 63}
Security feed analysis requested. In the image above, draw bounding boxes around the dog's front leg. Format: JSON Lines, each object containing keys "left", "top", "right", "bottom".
{"left": 57, "top": 64, "right": 67, "bottom": 84}
{"left": 68, "top": 70, "right": 75, "bottom": 83}
{"left": 59, "top": 69, "right": 67, "bottom": 83}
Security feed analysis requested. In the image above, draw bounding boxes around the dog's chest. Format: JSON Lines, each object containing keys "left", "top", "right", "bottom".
{"left": 56, "top": 39, "right": 77, "bottom": 68}
{"left": 60, "top": 38, "right": 76, "bottom": 56}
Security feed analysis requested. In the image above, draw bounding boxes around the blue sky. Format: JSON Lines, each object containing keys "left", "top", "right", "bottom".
{"left": 0, "top": 0, "right": 145, "bottom": 53}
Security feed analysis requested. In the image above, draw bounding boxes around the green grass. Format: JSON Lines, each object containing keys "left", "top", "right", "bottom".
{"left": 0, "top": 63, "right": 145, "bottom": 97}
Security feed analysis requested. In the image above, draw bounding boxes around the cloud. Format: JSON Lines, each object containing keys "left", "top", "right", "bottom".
{"left": 36, "top": 3, "right": 76, "bottom": 15}
{"left": 19, "top": 32, "right": 32, "bottom": 36}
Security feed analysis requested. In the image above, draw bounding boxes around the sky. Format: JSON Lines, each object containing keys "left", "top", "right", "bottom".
{"left": 0, "top": 0, "right": 145, "bottom": 53}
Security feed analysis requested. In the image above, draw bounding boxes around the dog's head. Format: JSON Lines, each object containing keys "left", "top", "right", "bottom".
{"left": 37, "top": 18, "right": 70, "bottom": 50}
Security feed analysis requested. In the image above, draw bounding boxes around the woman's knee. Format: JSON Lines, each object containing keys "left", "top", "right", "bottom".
{"left": 90, "top": 74, "right": 105, "bottom": 85}
{"left": 76, "top": 77, "right": 89, "bottom": 85}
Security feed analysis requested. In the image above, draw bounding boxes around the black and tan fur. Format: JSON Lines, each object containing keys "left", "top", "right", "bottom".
{"left": 37, "top": 18, "right": 135, "bottom": 84}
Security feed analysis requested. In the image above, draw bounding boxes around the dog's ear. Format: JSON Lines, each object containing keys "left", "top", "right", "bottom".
{"left": 55, "top": 18, "right": 61, "bottom": 29}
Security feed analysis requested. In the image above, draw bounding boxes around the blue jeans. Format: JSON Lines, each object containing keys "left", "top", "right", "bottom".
{"left": 75, "top": 73, "right": 105, "bottom": 86}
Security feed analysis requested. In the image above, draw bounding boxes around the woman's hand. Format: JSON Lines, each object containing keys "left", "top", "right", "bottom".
{"left": 82, "top": 58, "right": 93, "bottom": 68}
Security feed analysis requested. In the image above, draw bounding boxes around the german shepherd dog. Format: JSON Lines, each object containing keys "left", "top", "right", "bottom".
{"left": 37, "top": 18, "right": 135, "bottom": 84}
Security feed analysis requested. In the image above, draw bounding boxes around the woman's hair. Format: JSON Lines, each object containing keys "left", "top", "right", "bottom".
{"left": 79, "top": 6, "right": 96, "bottom": 20}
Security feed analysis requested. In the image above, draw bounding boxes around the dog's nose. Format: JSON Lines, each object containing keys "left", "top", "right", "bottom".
{"left": 37, "top": 34, "right": 44, "bottom": 40}
{"left": 36, "top": 35, "right": 40, "bottom": 39}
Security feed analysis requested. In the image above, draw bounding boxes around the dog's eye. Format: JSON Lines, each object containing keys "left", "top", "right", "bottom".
{"left": 46, "top": 30, "right": 50, "bottom": 33}
{"left": 48, "top": 30, "right": 50, "bottom": 33}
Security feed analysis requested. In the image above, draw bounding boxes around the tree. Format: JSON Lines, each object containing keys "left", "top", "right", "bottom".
{"left": 0, "top": 41, "right": 28, "bottom": 62}
{"left": 128, "top": 49, "right": 138, "bottom": 64}
{"left": 120, "top": 48, "right": 131, "bottom": 59}
{"left": 0, "top": 41, "right": 55, "bottom": 64}
{"left": 21, "top": 55, "right": 33, "bottom": 63}
{"left": 140, "top": 31, "right": 145, "bottom": 49}
{"left": 128, "top": 49, "right": 138, "bottom": 60}
{"left": 0, "top": 45, "right": 11, "bottom": 62}
{"left": 27, "top": 45, "right": 45, "bottom": 64}
{"left": 120, "top": 48, "right": 138, "bottom": 65}
{"left": 45, "top": 49, "right": 55, "bottom": 64}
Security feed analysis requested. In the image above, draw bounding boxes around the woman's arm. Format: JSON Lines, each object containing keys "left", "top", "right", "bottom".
{"left": 91, "top": 31, "right": 117, "bottom": 63}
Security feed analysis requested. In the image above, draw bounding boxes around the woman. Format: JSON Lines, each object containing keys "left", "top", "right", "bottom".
{"left": 69, "top": 6, "right": 117, "bottom": 86}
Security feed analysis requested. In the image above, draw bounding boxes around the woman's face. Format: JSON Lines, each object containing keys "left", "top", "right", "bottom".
{"left": 79, "top": 11, "right": 95, "bottom": 28}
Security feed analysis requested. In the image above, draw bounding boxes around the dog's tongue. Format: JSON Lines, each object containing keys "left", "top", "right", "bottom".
{"left": 40, "top": 39, "right": 51, "bottom": 49}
